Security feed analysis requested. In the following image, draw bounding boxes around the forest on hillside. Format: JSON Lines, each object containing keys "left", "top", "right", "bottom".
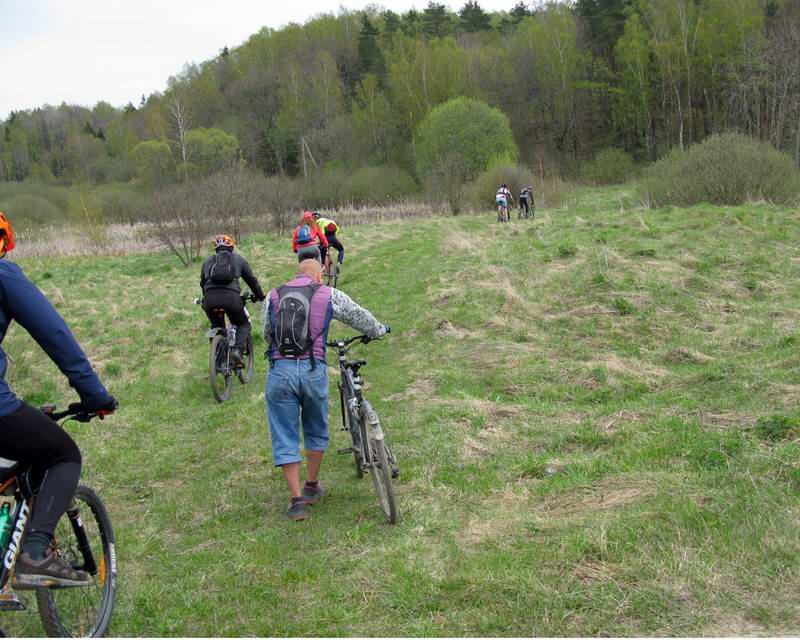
{"left": 1, "top": 0, "right": 799, "bottom": 225}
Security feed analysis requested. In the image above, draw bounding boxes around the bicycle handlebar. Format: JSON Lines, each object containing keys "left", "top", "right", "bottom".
{"left": 193, "top": 292, "right": 260, "bottom": 306}
{"left": 40, "top": 404, "right": 113, "bottom": 423}
{"left": 326, "top": 326, "right": 391, "bottom": 349}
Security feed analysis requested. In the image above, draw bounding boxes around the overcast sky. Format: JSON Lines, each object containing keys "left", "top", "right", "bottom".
{"left": 1, "top": 0, "right": 520, "bottom": 120}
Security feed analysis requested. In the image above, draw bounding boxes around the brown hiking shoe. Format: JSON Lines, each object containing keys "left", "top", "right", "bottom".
{"left": 13, "top": 551, "right": 91, "bottom": 589}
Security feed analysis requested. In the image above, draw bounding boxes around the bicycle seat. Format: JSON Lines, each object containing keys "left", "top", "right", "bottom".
{"left": 212, "top": 308, "right": 226, "bottom": 316}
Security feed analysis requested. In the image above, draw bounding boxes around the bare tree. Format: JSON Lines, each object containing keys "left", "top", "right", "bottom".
{"left": 169, "top": 94, "right": 191, "bottom": 181}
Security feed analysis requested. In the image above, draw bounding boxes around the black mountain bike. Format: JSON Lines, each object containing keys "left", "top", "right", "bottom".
{"left": 0, "top": 404, "right": 116, "bottom": 637}
{"left": 195, "top": 292, "right": 257, "bottom": 403}
{"left": 328, "top": 332, "right": 399, "bottom": 524}
{"left": 518, "top": 196, "right": 535, "bottom": 220}
{"left": 324, "top": 259, "right": 339, "bottom": 288}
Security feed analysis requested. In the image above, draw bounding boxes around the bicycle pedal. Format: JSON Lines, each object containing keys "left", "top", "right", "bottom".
{"left": 0, "top": 592, "right": 26, "bottom": 611}
{"left": 337, "top": 447, "right": 354, "bottom": 455}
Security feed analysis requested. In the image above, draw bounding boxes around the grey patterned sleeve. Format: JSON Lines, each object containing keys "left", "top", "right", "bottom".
{"left": 330, "top": 288, "right": 386, "bottom": 338}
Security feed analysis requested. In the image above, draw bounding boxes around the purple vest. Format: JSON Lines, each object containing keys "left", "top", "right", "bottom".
{"left": 268, "top": 275, "right": 333, "bottom": 362}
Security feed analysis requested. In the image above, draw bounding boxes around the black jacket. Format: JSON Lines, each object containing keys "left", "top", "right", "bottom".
{"left": 200, "top": 249, "right": 266, "bottom": 300}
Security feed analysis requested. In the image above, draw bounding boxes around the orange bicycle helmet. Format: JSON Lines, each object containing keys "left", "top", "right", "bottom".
{"left": 0, "top": 212, "right": 15, "bottom": 255}
{"left": 213, "top": 234, "right": 235, "bottom": 249}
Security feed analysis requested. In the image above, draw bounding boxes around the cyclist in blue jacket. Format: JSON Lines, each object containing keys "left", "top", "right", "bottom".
{"left": 0, "top": 212, "right": 116, "bottom": 588}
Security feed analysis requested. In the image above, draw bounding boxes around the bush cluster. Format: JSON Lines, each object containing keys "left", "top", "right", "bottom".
{"left": 638, "top": 133, "right": 800, "bottom": 207}
{"left": 579, "top": 148, "right": 638, "bottom": 185}
{"left": 303, "top": 165, "right": 419, "bottom": 209}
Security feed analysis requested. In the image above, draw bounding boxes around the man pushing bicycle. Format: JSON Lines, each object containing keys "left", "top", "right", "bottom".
{"left": 261, "top": 259, "right": 389, "bottom": 521}
{"left": 200, "top": 235, "right": 266, "bottom": 368}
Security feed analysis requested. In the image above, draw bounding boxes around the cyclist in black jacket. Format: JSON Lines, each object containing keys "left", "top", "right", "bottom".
{"left": 200, "top": 235, "right": 266, "bottom": 367}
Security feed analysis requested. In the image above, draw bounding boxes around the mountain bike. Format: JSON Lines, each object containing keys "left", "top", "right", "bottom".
{"left": 323, "top": 257, "right": 339, "bottom": 288}
{"left": 328, "top": 332, "right": 399, "bottom": 524}
{"left": 497, "top": 198, "right": 511, "bottom": 223}
{"left": 518, "top": 195, "right": 534, "bottom": 221}
{"left": 0, "top": 404, "right": 116, "bottom": 637}
{"left": 194, "top": 292, "right": 257, "bottom": 403}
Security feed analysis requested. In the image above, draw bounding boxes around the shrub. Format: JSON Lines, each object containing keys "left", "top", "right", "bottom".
{"left": 344, "top": 166, "right": 419, "bottom": 205}
{"left": 579, "top": 148, "right": 638, "bottom": 185}
{"left": 638, "top": 133, "right": 800, "bottom": 207}
{"left": 416, "top": 97, "right": 518, "bottom": 213}
{"left": 93, "top": 185, "right": 144, "bottom": 223}
{"left": 303, "top": 166, "right": 419, "bottom": 209}
{"left": 0, "top": 193, "right": 66, "bottom": 228}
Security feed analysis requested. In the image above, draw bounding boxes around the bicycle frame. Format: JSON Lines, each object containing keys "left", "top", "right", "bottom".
{"left": 0, "top": 480, "right": 31, "bottom": 600}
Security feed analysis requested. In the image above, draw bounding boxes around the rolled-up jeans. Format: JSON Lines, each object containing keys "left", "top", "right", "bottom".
{"left": 266, "top": 359, "right": 329, "bottom": 466}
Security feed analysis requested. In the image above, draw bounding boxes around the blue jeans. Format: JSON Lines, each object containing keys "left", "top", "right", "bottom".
{"left": 266, "top": 359, "right": 329, "bottom": 466}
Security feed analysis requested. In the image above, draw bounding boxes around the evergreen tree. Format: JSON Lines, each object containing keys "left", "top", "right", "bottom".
{"left": 576, "top": 0, "right": 634, "bottom": 58}
{"left": 459, "top": 0, "right": 492, "bottom": 32}
{"left": 510, "top": 1, "right": 531, "bottom": 24}
{"left": 357, "top": 14, "right": 385, "bottom": 79}
{"left": 401, "top": 9, "right": 421, "bottom": 37}
{"left": 422, "top": 2, "right": 451, "bottom": 39}
{"left": 382, "top": 10, "right": 401, "bottom": 37}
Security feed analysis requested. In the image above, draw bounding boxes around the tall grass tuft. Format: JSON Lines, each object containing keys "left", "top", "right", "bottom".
{"left": 638, "top": 133, "right": 800, "bottom": 207}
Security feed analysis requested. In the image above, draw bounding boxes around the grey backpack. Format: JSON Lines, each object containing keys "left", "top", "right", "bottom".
{"left": 273, "top": 283, "right": 321, "bottom": 359}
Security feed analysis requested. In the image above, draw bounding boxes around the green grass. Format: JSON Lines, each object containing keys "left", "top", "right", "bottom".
{"left": 3, "top": 186, "right": 800, "bottom": 635}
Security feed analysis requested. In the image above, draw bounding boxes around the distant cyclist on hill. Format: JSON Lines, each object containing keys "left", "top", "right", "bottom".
{"left": 311, "top": 211, "right": 344, "bottom": 272}
{"left": 200, "top": 234, "right": 266, "bottom": 368}
{"left": 519, "top": 185, "right": 534, "bottom": 220}
{"left": 496, "top": 184, "right": 513, "bottom": 222}
{"left": 292, "top": 212, "right": 328, "bottom": 263}
{"left": 0, "top": 211, "right": 117, "bottom": 588}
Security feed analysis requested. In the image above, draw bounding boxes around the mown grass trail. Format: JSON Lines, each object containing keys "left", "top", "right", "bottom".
{"left": 4, "top": 187, "right": 800, "bottom": 635}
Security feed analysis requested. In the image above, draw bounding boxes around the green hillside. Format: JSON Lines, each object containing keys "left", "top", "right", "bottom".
{"left": 4, "top": 189, "right": 800, "bottom": 635}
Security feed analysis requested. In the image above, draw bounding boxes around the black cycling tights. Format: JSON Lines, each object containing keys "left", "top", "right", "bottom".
{"left": 0, "top": 403, "right": 81, "bottom": 554}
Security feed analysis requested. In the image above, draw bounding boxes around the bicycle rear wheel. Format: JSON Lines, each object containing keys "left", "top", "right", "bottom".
{"left": 326, "top": 262, "right": 339, "bottom": 288}
{"left": 36, "top": 485, "right": 116, "bottom": 638}
{"left": 362, "top": 401, "right": 397, "bottom": 524}
{"left": 237, "top": 335, "right": 254, "bottom": 385}
{"left": 209, "top": 334, "right": 231, "bottom": 403}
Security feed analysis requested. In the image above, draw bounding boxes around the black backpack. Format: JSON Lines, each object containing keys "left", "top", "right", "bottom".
{"left": 209, "top": 250, "right": 236, "bottom": 284}
{"left": 273, "top": 283, "right": 321, "bottom": 362}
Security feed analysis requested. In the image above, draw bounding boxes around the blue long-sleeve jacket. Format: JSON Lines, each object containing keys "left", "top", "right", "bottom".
{"left": 0, "top": 261, "right": 111, "bottom": 417}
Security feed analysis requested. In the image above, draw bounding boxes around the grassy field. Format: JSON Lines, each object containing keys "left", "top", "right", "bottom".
{"left": 3, "top": 187, "right": 800, "bottom": 636}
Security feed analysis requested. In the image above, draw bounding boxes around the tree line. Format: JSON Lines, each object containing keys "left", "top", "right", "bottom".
{"left": 1, "top": 0, "right": 799, "bottom": 191}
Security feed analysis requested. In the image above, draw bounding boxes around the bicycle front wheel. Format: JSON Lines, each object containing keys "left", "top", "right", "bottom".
{"left": 362, "top": 401, "right": 397, "bottom": 524}
{"left": 36, "top": 485, "right": 116, "bottom": 638}
{"left": 339, "top": 383, "right": 364, "bottom": 478}
{"left": 209, "top": 334, "right": 231, "bottom": 403}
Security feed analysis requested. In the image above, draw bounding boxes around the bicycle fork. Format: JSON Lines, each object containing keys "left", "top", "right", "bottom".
{"left": 66, "top": 501, "right": 97, "bottom": 575}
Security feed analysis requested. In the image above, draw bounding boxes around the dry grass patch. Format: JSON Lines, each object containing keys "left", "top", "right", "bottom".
{"left": 695, "top": 411, "right": 758, "bottom": 430}
{"left": 664, "top": 347, "right": 715, "bottom": 364}
{"left": 461, "top": 425, "right": 512, "bottom": 461}
{"left": 463, "top": 483, "right": 533, "bottom": 545}
{"left": 539, "top": 476, "right": 658, "bottom": 517}
{"left": 593, "top": 356, "right": 669, "bottom": 385}
{"left": 434, "top": 319, "right": 475, "bottom": 340}
{"left": 385, "top": 378, "right": 435, "bottom": 402}
{"left": 572, "top": 558, "right": 620, "bottom": 583}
